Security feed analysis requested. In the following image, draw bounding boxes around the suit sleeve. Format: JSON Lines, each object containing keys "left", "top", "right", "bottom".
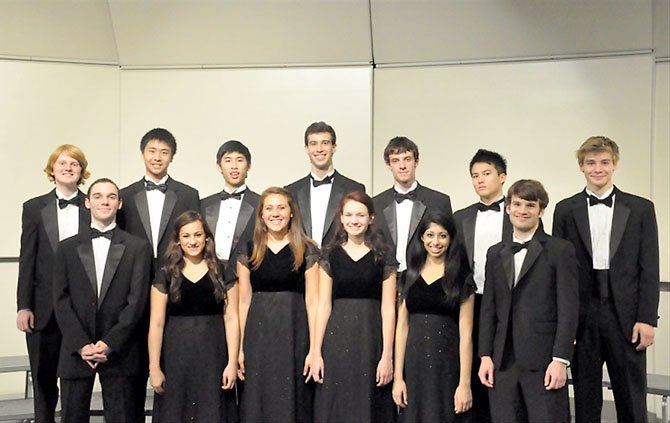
{"left": 636, "top": 202, "right": 660, "bottom": 326}
{"left": 552, "top": 241, "right": 579, "bottom": 361}
{"left": 17, "top": 202, "right": 37, "bottom": 311}
{"left": 478, "top": 247, "right": 497, "bottom": 358}
{"left": 101, "top": 241, "right": 152, "bottom": 353}
{"left": 53, "top": 246, "right": 92, "bottom": 354}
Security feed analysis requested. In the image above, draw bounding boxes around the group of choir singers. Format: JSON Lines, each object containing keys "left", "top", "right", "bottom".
{"left": 17, "top": 122, "right": 659, "bottom": 423}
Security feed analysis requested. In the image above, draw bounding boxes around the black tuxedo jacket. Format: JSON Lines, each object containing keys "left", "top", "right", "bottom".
{"left": 552, "top": 187, "right": 659, "bottom": 338}
{"left": 17, "top": 189, "right": 90, "bottom": 330}
{"left": 200, "top": 188, "right": 260, "bottom": 261}
{"left": 52, "top": 228, "right": 152, "bottom": 379}
{"left": 285, "top": 170, "right": 365, "bottom": 246}
{"left": 478, "top": 229, "right": 579, "bottom": 371}
{"left": 373, "top": 183, "right": 452, "bottom": 253}
{"left": 118, "top": 177, "right": 199, "bottom": 267}
{"left": 453, "top": 201, "right": 513, "bottom": 272}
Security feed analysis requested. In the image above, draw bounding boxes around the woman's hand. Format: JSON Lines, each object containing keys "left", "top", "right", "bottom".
{"left": 222, "top": 362, "right": 237, "bottom": 390}
{"left": 237, "top": 350, "right": 246, "bottom": 381}
{"left": 309, "top": 353, "right": 325, "bottom": 384}
{"left": 454, "top": 384, "right": 472, "bottom": 414}
{"left": 392, "top": 378, "right": 408, "bottom": 408}
{"left": 376, "top": 356, "right": 393, "bottom": 387}
{"left": 150, "top": 368, "right": 166, "bottom": 394}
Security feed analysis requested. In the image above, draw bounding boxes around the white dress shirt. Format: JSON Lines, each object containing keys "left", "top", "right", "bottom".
{"left": 91, "top": 223, "right": 116, "bottom": 296}
{"left": 586, "top": 187, "right": 615, "bottom": 270}
{"left": 55, "top": 189, "right": 80, "bottom": 241}
{"left": 394, "top": 181, "right": 418, "bottom": 272}
{"left": 215, "top": 185, "right": 246, "bottom": 260}
{"left": 473, "top": 197, "right": 505, "bottom": 294}
{"left": 310, "top": 171, "right": 335, "bottom": 247}
{"left": 145, "top": 175, "right": 168, "bottom": 258}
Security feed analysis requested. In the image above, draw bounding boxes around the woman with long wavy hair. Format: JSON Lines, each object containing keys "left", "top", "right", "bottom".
{"left": 393, "top": 210, "right": 475, "bottom": 422}
{"left": 310, "top": 191, "right": 397, "bottom": 422}
{"left": 236, "top": 187, "right": 319, "bottom": 423}
{"left": 148, "top": 211, "right": 239, "bottom": 422}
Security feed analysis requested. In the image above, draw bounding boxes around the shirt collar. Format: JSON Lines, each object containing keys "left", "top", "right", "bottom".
{"left": 394, "top": 180, "right": 418, "bottom": 194}
{"left": 56, "top": 189, "right": 78, "bottom": 200}
{"left": 145, "top": 175, "right": 169, "bottom": 185}
{"left": 310, "top": 170, "right": 335, "bottom": 182}
{"left": 585, "top": 186, "right": 615, "bottom": 200}
{"left": 513, "top": 230, "right": 535, "bottom": 244}
{"left": 223, "top": 184, "right": 247, "bottom": 195}
{"left": 91, "top": 222, "right": 117, "bottom": 232}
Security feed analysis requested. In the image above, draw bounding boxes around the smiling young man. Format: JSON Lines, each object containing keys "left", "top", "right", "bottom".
{"left": 373, "top": 136, "right": 452, "bottom": 273}
{"left": 478, "top": 179, "right": 578, "bottom": 423}
{"left": 201, "top": 140, "right": 260, "bottom": 266}
{"left": 117, "top": 127, "right": 199, "bottom": 421}
{"left": 53, "top": 178, "right": 152, "bottom": 422}
{"left": 17, "top": 145, "right": 92, "bottom": 423}
{"left": 552, "top": 136, "right": 660, "bottom": 423}
{"left": 285, "top": 121, "right": 365, "bottom": 247}
{"left": 453, "top": 149, "right": 512, "bottom": 422}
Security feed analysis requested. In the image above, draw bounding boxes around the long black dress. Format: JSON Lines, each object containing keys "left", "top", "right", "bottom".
{"left": 314, "top": 246, "right": 396, "bottom": 423}
{"left": 398, "top": 275, "right": 476, "bottom": 423}
{"left": 152, "top": 269, "right": 237, "bottom": 422}
{"left": 239, "top": 242, "right": 318, "bottom": 423}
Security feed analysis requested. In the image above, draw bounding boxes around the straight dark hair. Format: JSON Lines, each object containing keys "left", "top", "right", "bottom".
{"left": 401, "top": 210, "right": 465, "bottom": 308}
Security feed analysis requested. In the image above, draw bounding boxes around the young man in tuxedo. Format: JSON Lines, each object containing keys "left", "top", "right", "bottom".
{"left": 117, "top": 127, "right": 199, "bottom": 421}
{"left": 53, "top": 178, "right": 152, "bottom": 422}
{"left": 373, "top": 136, "right": 452, "bottom": 273}
{"left": 453, "top": 149, "right": 511, "bottom": 422}
{"left": 553, "top": 136, "right": 659, "bottom": 423}
{"left": 17, "top": 144, "right": 91, "bottom": 423}
{"left": 285, "top": 121, "right": 365, "bottom": 247}
{"left": 478, "top": 179, "right": 578, "bottom": 423}
{"left": 201, "top": 140, "right": 260, "bottom": 267}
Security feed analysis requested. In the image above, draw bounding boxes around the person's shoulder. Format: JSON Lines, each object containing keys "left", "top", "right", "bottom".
{"left": 23, "top": 190, "right": 55, "bottom": 209}
{"left": 200, "top": 192, "right": 220, "bottom": 207}
{"left": 284, "top": 175, "right": 309, "bottom": 192}
{"left": 244, "top": 189, "right": 261, "bottom": 203}
{"left": 616, "top": 189, "right": 655, "bottom": 209}
{"left": 555, "top": 191, "right": 584, "bottom": 208}
{"left": 453, "top": 203, "right": 477, "bottom": 220}
{"left": 116, "top": 228, "right": 150, "bottom": 249}
{"left": 120, "top": 179, "right": 143, "bottom": 193}
{"left": 168, "top": 178, "right": 199, "bottom": 196}
{"left": 334, "top": 171, "right": 365, "bottom": 190}
{"left": 373, "top": 187, "right": 394, "bottom": 202}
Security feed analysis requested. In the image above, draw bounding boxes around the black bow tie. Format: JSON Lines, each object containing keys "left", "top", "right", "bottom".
{"left": 477, "top": 198, "right": 504, "bottom": 213}
{"left": 510, "top": 241, "right": 529, "bottom": 254}
{"left": 91, "top": 228, "right": 114, "bottom": 240}
{"left": 588, "top": 192, "right": 614, "bottom": 207}
{"left": 394, "top": 190, "right": 416, "bottom": 204}
{"left": 146, "top": 180, "right": 168, "bottom": 193}
{"left": 311, "top": 175, "right": 333, "bottom": 188}
{"left": 58, "top": 196, "right": 81, "bottom": 209}
{"left": 221, "top": 190, "right": 245, "bottom": 201}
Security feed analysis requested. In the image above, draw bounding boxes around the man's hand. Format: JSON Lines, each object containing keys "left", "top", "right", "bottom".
{"left": 544, "top": 360, "right": 567, "bottom": 390}
{"left": 478, "top": 356, "right": 495, "bottom": 388}
{"left": 631, "top": 322, "right": 655, "bottom": 351}
{"left": 16, "top": 310, "right": 34, "bottom": 333}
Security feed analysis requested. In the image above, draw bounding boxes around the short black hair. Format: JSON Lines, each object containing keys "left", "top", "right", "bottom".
{"left": 304, "top": 121, "right": 336, "bottom": 145}
{"left": 383, "top": 136, "right": 419, "bottom": 164}
{"left": 87, "top": 177, "right": 119, "bottom": 198}
{"left": 506, "top": 179, "right": 549, "bottom": 210}
{"left": 469, "top": 149, "right": 507, "bottom": 175}
{"left": 140, "top": 128, "right": 177, "bottom": 155}
{"left": 216, "top": 140, "right": 251, "bottom": 164}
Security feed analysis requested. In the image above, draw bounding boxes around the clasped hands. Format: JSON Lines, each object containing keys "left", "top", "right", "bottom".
{"left": 80, "top": 341, "right": 110, "bottom": 369}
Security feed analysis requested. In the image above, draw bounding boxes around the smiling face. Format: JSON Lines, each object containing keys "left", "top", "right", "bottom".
{"left": 218, "top": 151, "right": 250, "bottom": 190}
{"left": 386, "top": 151, "right": 419, "bottom": 187}
{"left": 178, "top": 220, "right": 206, "bottom": 260}
{"left": 52, "top": 153, "right": 83, "bottom": 188}
{"left": 340, "top": 199, "right": 372, "bottom": 240}
{"left": 506, "top": 195, "right": 544, "bottom": 236}
{"left": 470, "top": 162, "right": 506, "bottom": 203}
{"left": 142, "top": 139, "right": 173, "bottom": 181}
{"left": 85, "top": 182, "right": 122, "bottom": 228}
{"left": 261, "top": 193, "right": 292, "bottom": 235}
{"left": 305, "top": 132, "right": 336, "bottom": 172}
{"left": 580, "top": 151, "right": 617, "bottom": 194}
{"left": 422, "top": 222, "right": 450, "bottom": 259}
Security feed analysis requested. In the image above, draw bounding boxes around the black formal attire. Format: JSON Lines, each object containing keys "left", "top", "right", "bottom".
{"left": 17, "top": 189, "right": 89, "bottom": 422}
{"left": 373, "top": 183, "right": 452, "bottom": 276}
{"left": 454, "top": 201, "right": 512, "bottom": 423}
{"left": 52, "top": 227, "right": 152, "bottom": 423}
{"left": 201, "top": 187, "right": 260, "bottom": 267}
{"left": 553, "top": 187, "right": 659, "bottom": 423}
{"left": 398, "top": 275, "right": 476, "bottom": 423}
{"left": 285, "top": 170, "right": 365, "bottom": 246}
{"left": 151, "top": 269, "right": 237, "bottom": 423}
{"left": 314, "top": 246, "right": 396, "bottom": 423}
{"left": 238, "top": 241, "right": 319, "bottom": 423}
{"left": 479, "top": 229, "right": 579, "bottom": 423}
{"left": 118, "top": 176, "right": 199, "bottom": 421}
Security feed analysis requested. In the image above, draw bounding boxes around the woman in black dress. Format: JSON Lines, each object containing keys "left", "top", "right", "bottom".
{"left": 393, "top": 210, "right": 475, "bottom": 422}
{"left": 310, "top": 191, "right": 397, "bottom": 422}
{"left": 236, "top": 187, "right": 319, "bottom": 423}
{"left": 148, "top": 211, "right": 239, "bottom": 422}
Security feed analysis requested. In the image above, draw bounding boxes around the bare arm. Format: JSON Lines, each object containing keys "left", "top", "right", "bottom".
{"left": 148, "top": 286, "right": 168, "bottom": 394}
{"left": 392, "top": 299, "right": 409, "bottom": 407}
{"left": 455, "top": 293, "right": 474, "bottom": 414}
{"left": 309, "top": 267, "right": 333, "bottom": 383}
{"left": 303, "top": 262, "right": 320, "bottom": 380}
{"left": 222, "top": 284, "right": 240, "bottom": 389}
{"left": 377, "top": 272, "right": 397, "bottom": 387}
{"left": 237, "top": 261, "right": 252, "bottom": 380}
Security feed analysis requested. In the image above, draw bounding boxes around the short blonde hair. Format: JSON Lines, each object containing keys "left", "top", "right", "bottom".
{"left": 576, "top": 136, "right": 620, "bottom": 165}
{"left": 43, "top": 144, "right": 91, "bottom": 186}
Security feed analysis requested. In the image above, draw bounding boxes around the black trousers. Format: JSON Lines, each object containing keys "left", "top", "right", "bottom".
{"left": 26, "top": 314, "right": 61, "bottom": 423}
{"left": 573, "top": 297, "right": 648, "bottom": 423}
{"left": 472, "top": 293, "right": 491, "bottom": 422}
{"left": 60, "top": 373, "right": 135, "bottom": 423}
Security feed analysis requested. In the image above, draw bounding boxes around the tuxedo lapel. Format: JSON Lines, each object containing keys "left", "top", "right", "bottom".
{"left": 383, "top": 200, "right": 397, "bottom": 245}
{"left": 41, "top": 199, "right": 60, "bottom": 254}
{"left": 98, "top": 238, "right": 126, "bottom": 309}
{"left": 78, "top": 191, "right": 89, "bottom": 231}
{"left": 500, "top": 246, "right": 515, "bottom": 290}
{"left": 323, "top": 178, "right": 344, "bottom": 242}
{"left": 204, "top": 200, "right": 220, "bottom": 236}
{"left": 158, "top": 189, "right": 178, "bottom": 246}
{"left": 296, "top": 178, "right": 312, "bottom": 236}
{"left": 572, "top": 197, "right": 593, "bottom": 258}
{"left": 610, "top": 196, "right": 630, "bottom": 261}
{"left": 515, "top": 239, "right": 543, "bottom": 287}
{"left": 461, "top": 206, "right": 477, "bottom": 266}
{"left": 502, "top": 210, "right": 513, "bottom": 241}
{"left": 408, "top": 201, "right": 427, "bottom": 242}
{"left": 234, "top": 199, "right": 255, "bottom": 248}
{"left": 133, "top": 188, "right": 153, "bottom": 243}
{"left": 77, "top": 241, "right": 98, "bottom": 296}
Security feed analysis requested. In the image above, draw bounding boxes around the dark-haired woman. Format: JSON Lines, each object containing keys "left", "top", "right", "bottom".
{"left": 237, "top": 187, "right": 319, "bottom": 423}
{"left": 393, "top": 211, "right": 475, "bottom": 422}
{"left": 148, "top": 211, "right": 239, "bottom": 422}
{"left": 310, "top": 191, "right": 397, "bottom": 422}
